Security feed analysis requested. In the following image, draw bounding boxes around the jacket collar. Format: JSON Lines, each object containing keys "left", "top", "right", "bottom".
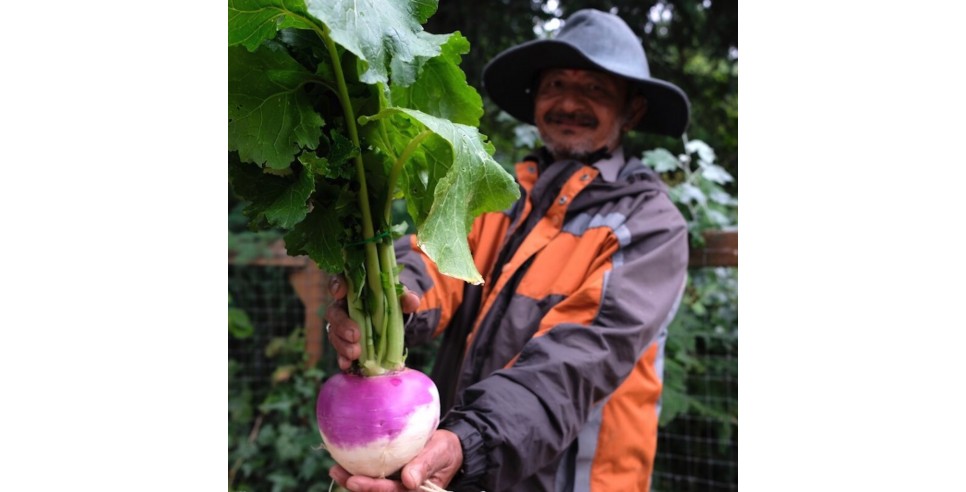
{"left": 592, "top": 147, "right": 625, "bottom": 183}
{"left": 532, "top": 146, "right": 625, "bottom": 182}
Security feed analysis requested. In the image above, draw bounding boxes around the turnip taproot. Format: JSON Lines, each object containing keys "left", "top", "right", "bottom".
{"left": 316, "top": 369, "right": 440, "bottom": 478}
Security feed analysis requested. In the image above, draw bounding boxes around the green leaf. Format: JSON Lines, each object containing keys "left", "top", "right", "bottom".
{"left": 306, "top": 0, "right": 449, "bottom": 86}
{"left": 642, "top": 148, "right": 680, "bottom": 173}
{"left": 678, "top": 183, "right": 707, "bottom": 206}
{"left": 228, "top": 159, "right": 315, "bottom": 229}
{"left": 658, "top": 384, "right": 690, "bottom": 426}
{"left": 399, "top": 134, "right": 453, "bottom": 228}
{"left": 690, "top": 301, "right": 707, "bottom": 317}
{"left": 708, "top": 188, "right": 737, "bottom": 206}
{"left": 267, "top": 472, "right": 298, "bottom": 492}
{"left": 228, "top": 0, "right": 318, "bottom": 51}
{"left": 391, "top": 32, "right": 483, "bottom": 126}
{"left": 297, "top": 130, "right": 358, "bottom": 180}
{"left": 686, "top": 139, "right": 716, "bottom": 164}
{"left": 283, "top": 201, "right": 346, "bottom": 274}
{"left": 325, "top": 130, "right": 361, "bottom": 176}
{"left": 264, "top": 166, "right": 315, "bottom": 228}
{"left": 707, "top": 209, "right": 732, "bottom": 227}
{"left": 364, "top": 108, "right": 519, "bottom": 284}
{"left": 701, "top": 163, "right": 734, "bottom": 184}
{"left": 228, "top": 307, "right": 255, "bottom": 338}
{"left": 274, "top": 423, "right": 303, "bottom": 460}
{"left": 229, "top": 43, "right": 325, "bottom": 169}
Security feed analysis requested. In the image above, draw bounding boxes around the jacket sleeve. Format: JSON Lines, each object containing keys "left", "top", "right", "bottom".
{"left": 394, "top": 213, "right": 494, "bottom": 345}
{"left": 439, "top": 196, "right": 689, "bottom": 491}
{"left": 394, "top": 235, "right": 464, "bottom": 345}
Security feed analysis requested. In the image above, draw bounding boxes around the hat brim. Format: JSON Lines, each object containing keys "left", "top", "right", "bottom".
{"left": 482, "top": 39, "right": 691, "bottom": 138}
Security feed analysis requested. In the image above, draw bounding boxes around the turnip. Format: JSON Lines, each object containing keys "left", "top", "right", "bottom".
{"left": 227, "top": 0, "right": 519, "bottom": 482}
{"left": 316, "top": 368, "right": 440, "bottom": 478}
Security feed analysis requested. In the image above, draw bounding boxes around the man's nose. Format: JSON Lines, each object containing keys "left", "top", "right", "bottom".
{"left": 555, "top": 90, "right": 585, "bottom": 112}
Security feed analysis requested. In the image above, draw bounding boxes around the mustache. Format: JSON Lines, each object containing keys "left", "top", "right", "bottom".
{"left": 543, "top": 111, "right": 598, "bottom": 128}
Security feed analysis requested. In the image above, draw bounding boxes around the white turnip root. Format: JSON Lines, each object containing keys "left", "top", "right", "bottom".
{"left": 316, "top": 368, "right": 440, "bottom": 478}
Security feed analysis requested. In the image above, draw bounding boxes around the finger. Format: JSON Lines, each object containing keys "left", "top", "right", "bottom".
{"left": 400, "top": 288, "right": 420, "bottom": 314}
{"left": 329, "top": 275, "right": 348, "bottom": 300}
{"left": 329, "top": 332, "right": 360, "bottom": 366}
{"left": 326, "top": 309, "right": 360, "bottom": 344}
{"left": 325, "top": 301, "right": 358, "bottom": 342}
{"left": 400, "top": 430, "right": 462, "bottom": 490}
{"left": 329, "top": 464, "right": 351, "bottom": 487}
{"left": 402, "top": 464, "right": 428, "bottom": 490}
{"left": 325, "top": 301, "right": 361, "bottom": 363}
{"left": 344, "top": 475, "right": 408, "bottom": 492}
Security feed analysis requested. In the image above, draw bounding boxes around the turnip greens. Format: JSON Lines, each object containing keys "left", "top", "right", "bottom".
{"left": 228, "top": 0, "right": 520, "bottom": 376}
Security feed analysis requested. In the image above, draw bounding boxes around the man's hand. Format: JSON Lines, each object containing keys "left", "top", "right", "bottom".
{"left": 328, "top": 430, "right": 463, "bottom": 492}
{"left": 325, "top": 275, "right": 420, "bottom": 371}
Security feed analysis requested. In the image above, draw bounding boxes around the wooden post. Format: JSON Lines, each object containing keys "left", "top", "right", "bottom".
{"left": 288, "top": 262, "right": 329, "bottom": 368}
{"left": 689, "top": 230, "right": 738, "bottom": 268}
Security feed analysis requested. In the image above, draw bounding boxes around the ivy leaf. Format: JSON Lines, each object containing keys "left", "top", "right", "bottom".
{"left": 391, "top": 32, "right": 483, "bottom": 126}
{"left": 228, "top": 307, "right": 255, "bottom": 339}
{"left": 228, "top": 0, "right": 318, "bottom": 51}
{"left": 642, "top": 148, "right": 681, "bottom": 173}
{"left": 229, "top": 43, "right": 324, "bottom": 169}
{"left": 363, "top": 108, "right": 520, "bottom": 284}
{"left": 306, "top": 0, "right": 449, "bottom": 86}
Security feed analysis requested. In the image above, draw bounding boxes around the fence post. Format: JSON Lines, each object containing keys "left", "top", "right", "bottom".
{"left": 288, "top": 261, "right": 329, "bottom": 368}
{"left": 688, "top": 230, "right": 738, "bottom": 268}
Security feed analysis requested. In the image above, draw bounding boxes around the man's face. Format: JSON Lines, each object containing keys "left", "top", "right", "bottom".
{"left": 533, "top": 69, "right": 645, "bottom": 162}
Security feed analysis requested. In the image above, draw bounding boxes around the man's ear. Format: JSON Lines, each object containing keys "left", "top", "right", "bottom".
{"left": 623, "top": 95, "right": 648, "bottom": 132}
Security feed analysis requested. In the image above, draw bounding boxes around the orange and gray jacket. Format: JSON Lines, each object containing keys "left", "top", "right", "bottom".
{"left": 396, "top": 148, "right": 689, "bottom": 491}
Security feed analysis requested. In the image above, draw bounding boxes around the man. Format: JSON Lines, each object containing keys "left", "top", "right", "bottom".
{"left": 327, "top": 9, "right": 691, "bottom": 491}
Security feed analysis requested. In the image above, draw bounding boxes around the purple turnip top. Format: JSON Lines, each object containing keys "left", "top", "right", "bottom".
{"left": 316, "top": 368, "right": 439, "bottom": 448}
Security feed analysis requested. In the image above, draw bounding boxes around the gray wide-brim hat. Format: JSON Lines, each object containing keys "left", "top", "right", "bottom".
{"left": 482, "top": 9, "right": 691, "bottom": 138}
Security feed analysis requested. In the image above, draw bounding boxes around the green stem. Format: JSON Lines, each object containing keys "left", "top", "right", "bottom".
{"left": 377, "top": 130, "right": 431, "bottom": 368}
{"left": 317, "top": 29, "right": 415, "bottom": 374}
{"left": 378, "top": 239, "right": 406, "bottom": 369}
{"left": 321, "top": 26, "right": 386, "bottom": 373}
{"left": 321, "top": 27, "right": 392, "bottom": 375}
{"left": 345, "top": 275, "right": 375, "bottom": 362}
{"left": 383, "top": 130, "right": 433, "bottom": 222}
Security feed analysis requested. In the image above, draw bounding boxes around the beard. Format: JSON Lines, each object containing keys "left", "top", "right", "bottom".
{"left": 542, "top": 134, "right": 601, "bottom": 162}
{"left": 539, "top": 110, "right": 625, "bottom": 162}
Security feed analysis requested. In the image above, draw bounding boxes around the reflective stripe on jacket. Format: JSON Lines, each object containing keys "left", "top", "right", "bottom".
{"left": 396, "top": 149, "right": 688, "bottom": 491}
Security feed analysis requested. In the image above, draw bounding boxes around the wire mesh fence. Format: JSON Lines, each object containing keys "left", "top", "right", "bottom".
{"left": 228, "top": 253, "right": 737, "bottom": 491}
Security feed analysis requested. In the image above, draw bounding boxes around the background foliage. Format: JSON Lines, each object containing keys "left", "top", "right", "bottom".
{"left": 424, "top": 0, "right": 737, "bottom": 194}
{"left": 643, "top": 140, "right": 737, "bottom": 491}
